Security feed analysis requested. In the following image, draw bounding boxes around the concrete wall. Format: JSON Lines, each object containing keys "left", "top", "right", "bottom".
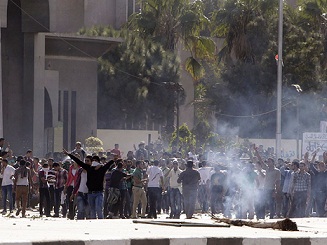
{"left": 84, "top": 0, "right": 116, "bottom": 28}
{"left": 1, "top": 0, "right": 25, "bottom": 155}
{"left": 97, "top": 129, "right": 159, "bottom": 157}
{"left": 239, "top": 138, "right": 302, "bottom": 160}
{"left": 49, "top": 0, "right": 130, "bottom": 32}
{"left": 49, "top": 0, "right": 84, "bottom": 32}
{"left": 46, "top": 57, "right": 98, "bottom": 151}
{"left": 0, "top": 0, "right": 8, "bottom": 28}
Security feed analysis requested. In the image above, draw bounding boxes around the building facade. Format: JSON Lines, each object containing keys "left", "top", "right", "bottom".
{"left": 0, "top": 0, "right": 133, "bottom": 156}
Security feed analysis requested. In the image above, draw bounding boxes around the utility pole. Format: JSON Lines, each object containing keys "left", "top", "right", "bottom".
{"left": 163, "top": 82, "right": 183, "bottom": 150}
{"left": 276, "top": 0, "right": 283, "bottom": 159}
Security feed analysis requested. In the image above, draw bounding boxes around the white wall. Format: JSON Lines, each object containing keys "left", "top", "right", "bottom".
{"left": 239, "top": 138, "right": 302, "bottom": 160}
{"left": 97, "top": 129, "right": 160, "bottom": 157}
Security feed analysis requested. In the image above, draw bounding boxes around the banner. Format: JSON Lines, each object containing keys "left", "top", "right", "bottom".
{"left": 302, "top": 132, "right": 327, "bottom": 157}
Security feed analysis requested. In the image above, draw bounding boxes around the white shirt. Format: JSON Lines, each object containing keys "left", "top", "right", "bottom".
{"left": 198, "top": 167, "right": 211, "bottom": 185}
{"left": 16, "top": 172, "right": 29, "bottom": 186}
{"left": 78, "top": 171, "right": 88, "bottom": 194}
{"left": 168, "top": 168, "right": 182, "bottom": 189}
{"left": 71, "top": 169, "right": 77, "bottom": 186}
{"left": 146, "top": 165, "right": 163, "bottom": 188}
{"left": 2, "top": 165, "right": 15, "bottom": 186}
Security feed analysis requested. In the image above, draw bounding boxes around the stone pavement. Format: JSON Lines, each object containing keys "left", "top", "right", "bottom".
{"left": 1, "top": 210, "right": 327, "bottom": 245}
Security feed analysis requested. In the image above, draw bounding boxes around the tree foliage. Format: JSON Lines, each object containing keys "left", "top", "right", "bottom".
{"left": 127, "top": 0, "right": 216, "bottom": 80}
{"left": 85, "top": 136, "right": 104, "bottom": 154}
{"left": 79, "top": 27, "right": 181, "bottom": 131}
{"left": 170, "top": 123, "right": 196, "bottom": 155}
{"left": 205, "top": 0, "right": 327, "bottom": 138}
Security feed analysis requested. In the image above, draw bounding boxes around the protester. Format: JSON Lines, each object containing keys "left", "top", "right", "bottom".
{"left": 135, "top": 141, "right": 148, "bottom": 161}
{"left": 167, "top": 159, "right": 182, "bottom": 218}
{"left": 0, "top": 138, "right": 10, "bottom": 157}
{"left": 1, "top": 158, "right": 15, "bottom": 214}
{"left": 72, "top": 155, "right": 92, "bottom": 220}
{"left": 197, "top": 160, "right": 211, "bottom": 213}
{"left": 53, "top": 162, "right": 67, "bottom": 217}
{"left": 1, "top": 138, "right": 326, "bottom": 221}
{"left": 71, "top": 142, "right": 86, "bottom": 162}
{"left": 111, "top": 144, "right": 121, "bottom": 158}
{"left": 107, "top": 160, "right": 129, "bottom": 218}
{"left": 210, "top": 165, "right": 226, "bottom": 215}
{"left": 289, "top": 161, "right": 311, "bottom": 218}
{"left": 64, "top": 160, "right": 79, "bottom": 219}
{"left": 38, "top": 161, "right": 51, "bottom": 217}
{"left": 131, "top": 160, "right": 147, "bottom": 219}
{"left": 146, "top": 160, "right": 164, "bottom": 219}
{"left": 13, "top": 159, "right": 32, "bottom": 217}
{"left": 63, "top": 149, "right": 114, "bottom": 219}
{"left": 177, "top": 160, "right": 201, "bottom": 219}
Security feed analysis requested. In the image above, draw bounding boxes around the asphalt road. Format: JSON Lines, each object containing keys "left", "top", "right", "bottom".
{"left": 1, "top": 210, "right": 327, "bottom": 244}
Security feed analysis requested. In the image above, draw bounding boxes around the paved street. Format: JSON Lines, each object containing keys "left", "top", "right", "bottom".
{"left": 1, "top": 210, "right": 327, "bottom": 245}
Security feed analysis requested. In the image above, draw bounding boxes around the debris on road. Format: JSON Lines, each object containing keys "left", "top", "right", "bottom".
{"left": 133, "top": 219, "right": 230, "bottom": 227}
{"left": 211, "top": 215, "right": 298, "bottom": 231}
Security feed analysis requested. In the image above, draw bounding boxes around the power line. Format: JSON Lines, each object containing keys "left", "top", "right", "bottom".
{"left": 10, "top": 0, "right": 293, "bottom": 118}
{"left": 217, "top": 101, "right": 293, "bottom": 118}
{"left": 9, "top": 0, "right": 154, "bottom": 84}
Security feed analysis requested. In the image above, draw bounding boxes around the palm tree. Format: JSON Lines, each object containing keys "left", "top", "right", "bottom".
{"left": 212, "top": 0, "right": 277, "bottom": 64}
{"left": 127, "top": 0, "right": 216, "bottom": 80}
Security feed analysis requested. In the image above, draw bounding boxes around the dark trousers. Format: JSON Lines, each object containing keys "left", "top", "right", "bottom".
{"left": 39, "top": 188, "right": 50, "bottom": 216}
{"left": 148, "top": 187, "right": 161, "bottom": 218}
{"left": 49, "top": 185, "right": 55, "bottom": 211}
{"left": 54, "top": 186, "right": 64, "bottom": 216}
{"left": 183, "top": 187, "right": 197, "bottom": 219}
{"left": 211, "top": 187, "right": 223, "bottom": 214}
{"left": 65, "top": 186, "right": 74, "bottom": 219}
{"left": 265, "top": 189, "right": 276, "bottom": 219}
{"left": 315, "top": 191, "right": 327, "bottom": 217}
{"left": 198, "top": 185, "right": 209, "bottom": 212}
{"left": 169, "top": 188, "right": 181, "bottom": 218}
{"left": 255, "top": 189, "right": 265, "bottom": 219}
{"left": 289, "top": 191, "right": 307, "bottom": 218}
{"left": 282, "top": 192, "right": 291, "bottom": 217}
{"left": 124, "top": 188, "right": 132, "bottom": 217}
{"left": 161, "top": 189, "right": 170, "bottom": 213}
{"left": 119, "top": 189, "right": 127, "bottom": 217}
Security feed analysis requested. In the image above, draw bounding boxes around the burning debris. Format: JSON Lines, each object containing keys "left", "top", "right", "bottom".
{"left": 211, "top": 215, "right": 298, "bottom": 231}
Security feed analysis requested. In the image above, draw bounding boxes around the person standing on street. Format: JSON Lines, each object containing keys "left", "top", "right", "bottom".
{"left": 167, "top": 159, "right": 182, "bottom": 219}
{"left": 146, "top": 160, "right": 164, "bottom": 219}
{"left": 63, "top": 149, "right": 114, "bottom": 219}
{"left": 1, "top": 158, "right": 15, "bottom": 214}
{"left": 177, "top": 160, "right": 200, "bottom": 219}
{"left": 131, "top": 160, "right": 147, "bottom": 219}
{"left": 13, "top": 159, "right": 32, "bottom": 217}
{"left": 53, "top": 162, "right": 67, "bottom": 217}
{"left": 289, "top": 161, "right": 311, "bottom": 218}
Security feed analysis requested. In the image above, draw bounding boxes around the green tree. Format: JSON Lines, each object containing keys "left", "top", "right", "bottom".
{"left": 85, "top": 136, "right": 104, "bottom": 154}
{"left": 127, "top": 0, "right": 216, "bottom": 80}
{"left": 171, "top": 123, "right": 196, "bottom": 155}
{"left": 79, "top": 27, "right": 181, "bottom": 131}
{"left": 206, "top": 0, "right": 327, "bottom": 138}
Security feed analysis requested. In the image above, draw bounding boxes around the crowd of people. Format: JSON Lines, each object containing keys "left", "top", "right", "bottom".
{"left": 0, "top": 137, "right": 327, "bottom": 220}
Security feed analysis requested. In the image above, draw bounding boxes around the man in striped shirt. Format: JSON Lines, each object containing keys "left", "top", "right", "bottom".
{"left": 289, "top": 161, "right": 311, "bottom": 218}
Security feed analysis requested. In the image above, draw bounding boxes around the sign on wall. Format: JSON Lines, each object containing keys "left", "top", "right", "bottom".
{"left": 302, "top": 132, "right": 327, "bottom": 157}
